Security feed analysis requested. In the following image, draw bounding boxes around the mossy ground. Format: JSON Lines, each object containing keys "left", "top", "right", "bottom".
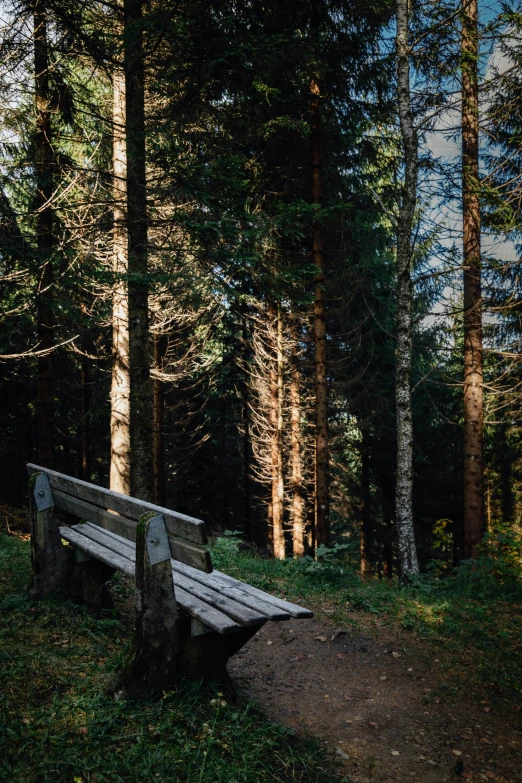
{"left": 2, "top": 511, "right": 521, "bottom": 783}
{"left": 0, "top": 519, "right": 342, "bottom": 783}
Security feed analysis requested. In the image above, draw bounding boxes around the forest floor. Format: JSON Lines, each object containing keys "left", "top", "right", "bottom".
{"left": 229, "top": 611, "right": 521, "bottom": 783}
{"left": 216, "top": 537, "right": 522, "bottom": 783}
{"left": 1, "top": 510, "right": 522, "bottom": 783}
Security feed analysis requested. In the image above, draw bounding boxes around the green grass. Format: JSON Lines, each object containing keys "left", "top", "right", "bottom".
{"left": 212, "top": 535, "right": 522, "bottom": 711}
{"left": 3, "top": 519, "right": 521, "bottom": 783}
{"left": 0, "top": 529, "right": 342, "bottom": 783}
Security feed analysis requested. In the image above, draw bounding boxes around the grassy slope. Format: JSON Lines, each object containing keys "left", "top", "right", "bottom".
{"left": 0, "top": 529, "right": 341, "bottom": 783}
{"left": 2, "top": 519, "right": 521, "bottom": 783}
{"left": 211, "top": 537, "right": 522, "bottom": 713}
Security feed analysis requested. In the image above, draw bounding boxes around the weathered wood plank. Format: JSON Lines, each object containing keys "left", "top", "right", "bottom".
{"left": 54, "top": 491, "right": 136, "bottom": 541}
{"left": 78, "top": 523, "right": 287, "bottom": 621}
{"left": 73, "top": 523, "right": 265, "bottom": 626}
{"left": 59, "top": 527, "right": 135, "bottom": 576}
{"left": 75, "top": 522, "right": 135, "bottom": 556}
{"left": 172, "top": 562, "right": 291, "bottom": 620}
{"left": 174, "top": 588, "right": 242, "bottom": 634}
{"left": 68, "top": 524, "right": 242, "bottom": 634}
{"left": 171, "top": 571, "right": 266, "bottom": 625}
{"left": 57, "top": 492, "right": 211, "bottom": 572}
{"left": 27, "top": 464, "right": 207, "bottom": 545}
{"left": 211, "top": 570, "right": 314, "bottom": 618}
{"left": 53, "top": 483, "right": 210, "bottom": 572}
{"left": 167, "top": 536, "right": 212, "bottom": 573}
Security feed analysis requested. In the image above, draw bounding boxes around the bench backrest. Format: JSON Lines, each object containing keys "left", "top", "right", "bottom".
{"left": 27, "top": 464, "right": 212, "bottom": 572}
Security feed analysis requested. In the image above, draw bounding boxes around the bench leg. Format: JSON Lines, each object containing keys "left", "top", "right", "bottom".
{"left": 70, "top": 555, "right": 116, "bottom": 611}
{"left": 28, "top": 472, "right": 73, "bottom": 601}
{"left": 114, "top": 512, "right": 181, "bottom": 700}
{"left": 180, "top": 623, "right": 259, "bottom": 679}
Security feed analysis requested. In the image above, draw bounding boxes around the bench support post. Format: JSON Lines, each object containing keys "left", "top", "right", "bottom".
{"left": 181, "top": 625, "right": 259, "bottom": 679}
{"left": 71, "top": 558, "right": 116, "bottom": 610}
{"left": 28, "top": 472, "right": 73, "bottom": 600}
{"left": 115, "top": 512, "right": 181, "bottom": 699}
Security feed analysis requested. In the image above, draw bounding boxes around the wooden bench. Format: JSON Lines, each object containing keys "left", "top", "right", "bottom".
{"left": 27, "top": 464, "right": 312, "bottom": 698}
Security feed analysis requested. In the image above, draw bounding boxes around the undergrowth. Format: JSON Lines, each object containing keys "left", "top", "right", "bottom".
{"left": 0, "top": 528, "right": 342, "bottom": 783}
{"left": 212, "top": 531, "right": 522, "bottom": 711}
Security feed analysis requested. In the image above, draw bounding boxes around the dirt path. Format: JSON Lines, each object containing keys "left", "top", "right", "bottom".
{"left": 228, "top": 616, "right": 522, "bottom": 783}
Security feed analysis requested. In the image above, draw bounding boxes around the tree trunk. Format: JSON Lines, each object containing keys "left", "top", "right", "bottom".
{"left": 394, "top": 0, "right": 419, "bottom": 576}
{"left": 241, "top": 316, "right": 252, "bottom": 540}
{"left": 123, "top": 0, "right": 153, "bottom": 501}
{"left": 499, "top": 426, "right": 513, "bottom": 523}
{"left": 360, "top": 422, "right": 371, "bottom": 576}
{"left": 267, "top": 496, "right": 274, "bottom": 553}
{"left": 34, "top": 2, "right": 54, "bottom": 469}
{"left": 311, "top": 76, "right": 329, "bottom": 548}
{"left": 383, "top": 517, "right": 394, "bottom": 580}
{"left": 270, "top": 305, "right": 285, "bottom": 559}
{"left": 290, "top": 330, "right": 304, "bottom": 557}
{"left": 153, "top": 334, "right": 167, "bottom": 506}
{"left": 461, "top": 0, "right": 485, "bottom": 558}
{"left": 110, "top": 67, "right": 131, "bottom": 495}
{"left": 381, "top": 484, "right": 394, "bottom": 579}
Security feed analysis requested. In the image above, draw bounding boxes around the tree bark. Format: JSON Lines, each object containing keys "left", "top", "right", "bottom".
{"left": 34, "top": 2, "right": 54, "bottom": 469}
{"left": 267, "top": 496, "right": 274, "bottom": 552}
{"left": 123, "top": 0, "right": 153, "bottom": 501}
{"left": 241, "top": 315, "right": 252, "bottom": 541}
{"left": 270, "top": 305, "right": 285, "bottom": 559}
{"left": 461, "top": 0, "right": 485, "bottom": 558}
{"left": 360, "top": 422, "right": 371, "bottom": 576}
{"left": 290, "top": 329, "right": 304, "bottom": 557}
{"left": 311, "top": 76, "right": 330, "bottom": 548}
{"left": 153, "top": 334, "right": 167, "bottom": 506}
{"left": 394, "top": 0, "right": 419, "bottom": 576}
{"left": 110, "top": 67, "right": 131, "bottom": 495}
{"left": 499, "top": 426, "right": 513, "bottom": 523}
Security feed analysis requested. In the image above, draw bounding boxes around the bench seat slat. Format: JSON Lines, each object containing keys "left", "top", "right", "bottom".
{"left": 70, "top": 524, "right": 266, "bottom": 627}
{"left": 28, "top": 464, "right": 206, "bottom": 545}
{"left": 59, "top": 527, "right": 242, "bottom": 634}
{"left": 171, "top": 572, "right": 266, "bottom": 625}
{"left": 79, "top": 523, "right": 294, "bottom": 622}
{"left": 80, "top": 522, "right": 135, "bottom": 556}
{"left": 60, "top": 526, "right": 135, "bottom": 576}
{"left": 172, "top": 562, "right": 291, "bottom": 620}
{"left": 172, "top": 587, "right": 243, "bottom": 635}
{"left": 211, "top": 571, "right": 314, "bottom": 618}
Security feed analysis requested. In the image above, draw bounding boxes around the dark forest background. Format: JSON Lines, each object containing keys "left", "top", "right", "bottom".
{"left": 1, "top": 0, "right": 521, "bottom": 577}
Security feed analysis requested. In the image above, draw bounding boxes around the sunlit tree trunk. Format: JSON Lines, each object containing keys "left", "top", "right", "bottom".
{"left": 34, "top": 2, "right": 54, "bottom": 468}
{"left": 124, "top": 0, "right": 153, "bottom": 501}
{"left": 311, "top": 75, "right": 329, "bottom": 548}
{"left": 270, "top": 305, "right": 285, "bottom": 559}
{"left": 290, "top": 331, "right": 304, "bottom": 557}
{"left": 110, "top": 67, "right": 131, "bottom": 494}
{"left": 395, "top": 0, "right": 419, "bottom": 576}
{"left": 267, "top": 496, "right": 274, "bottom": 552}
{"left": 241, "top": 314, "right": 252, "bottom": 540}
{"left": 461, "top": 0, "right": 485, "bottom": 558}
